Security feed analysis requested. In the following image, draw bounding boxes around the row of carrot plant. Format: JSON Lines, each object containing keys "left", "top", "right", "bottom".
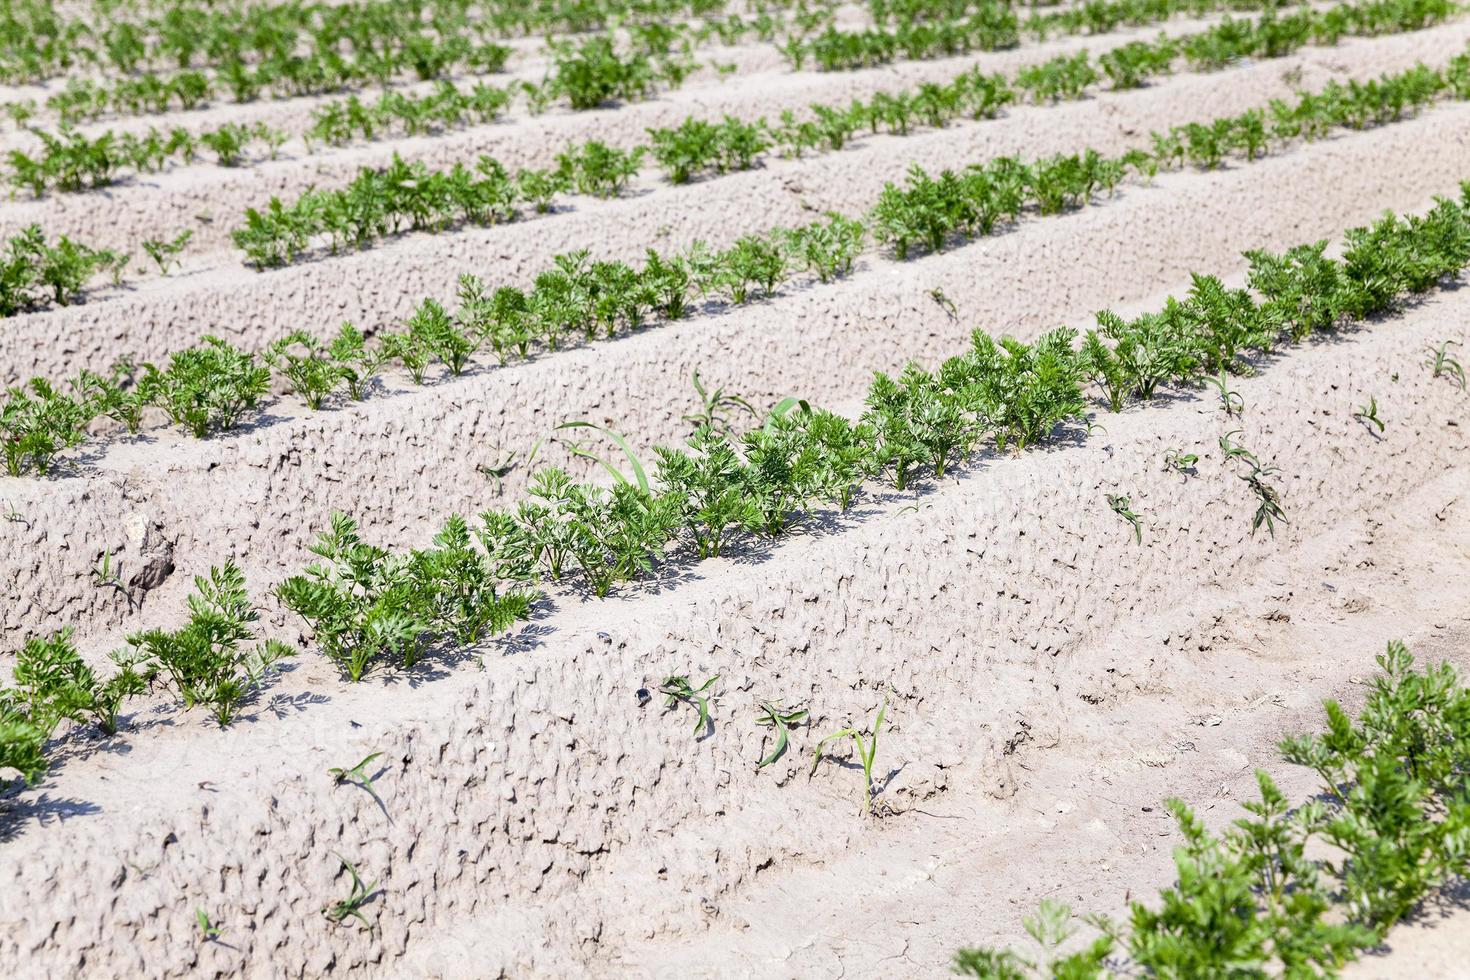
{"left": 0, "top": 0, "right": 797, "bottom": 86}
{"left": 955, "top": 641, "right": 1470, "bottom": 978}
{"left": 784, "top": 0, "right": 1453, "bottom": 69}
{"left": 3, "top": 54, "right": 1464, "bottom": 467}
{"left": 0, "top": 0, "right": 1312, "bottom": 129}
{"left": 12, "top": 0, "right": 1445, "bottom": 200}
{"left": 227, "top": 43, "right": 1470, "bottom": 267}
{"left": 1, "top": 187, "right": 1466, "bottom": 794}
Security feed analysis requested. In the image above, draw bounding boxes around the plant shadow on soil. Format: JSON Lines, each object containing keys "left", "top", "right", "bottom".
{"left": 0, "top": 791, "right": 100, "bottom": 843}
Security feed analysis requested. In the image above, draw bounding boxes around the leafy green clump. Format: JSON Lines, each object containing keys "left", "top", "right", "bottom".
{"left": 125, "top": 560, "right": 291, "bottom": 727}
{"left": 276, "top": 512, "right": 534, "bottom": 682}
{"left": 955, "top": 640, "right": 1470, "bottom": 978}
{"left": 0, "top": 223, "right": 122, "bottom": 317}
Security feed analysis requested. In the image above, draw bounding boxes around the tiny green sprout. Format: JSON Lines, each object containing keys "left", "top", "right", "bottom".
{"left": 141, "top": 230, "right": 193, "bottom": 276}
{"left": 754, "top": 700, "right": 808, "bottom": 769}
{"left": 1424, "top": 340, "right": 1466, "bottom": 390}
{"left": 324, "top": 854, "right": 379, "bottom": 930}
{"left": 1107, "top": 493, "right": 1143, "bottom": 545}
{"left": 658, "top": 674, "right": 719, "bottom": 737}
{"left": 1218, "top": 429, "right": 1259, "bottom": 467}
{"left": 328, "top": 751, "right": 383, "bottom": 787}
{"left": 1241, "top": 460, "right": 1287, "bottom": 538}
{"left": 682, "top": 370, "right": 757, "bottom": 436}
{"left": 1203, "top": 371, "right": 1244, "bottom": 416}
{"left": 195, "top": 907, "right": 221, "bottom": 941}
{"left": 92, "top": 548, "right": 129, "bottom": 602}
{"left": 811, "top": 700, "right": 887, "bottom": 814}
{"left": 1163, "top": 448, "right": 1199, "bottom": 476}
{"left": 1353, "top": 396, "right": 1385, "bottom": 433}
{"left": 476, "top": 450, "right": 518, "bottom": 490}
{"left": 929, "top": 287, "right": 958, "bottom": 319}
{"left": 2, "top": 498, "right": 25, "bottom": 523}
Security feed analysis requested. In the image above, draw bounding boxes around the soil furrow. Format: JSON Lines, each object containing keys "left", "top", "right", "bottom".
{"left": 5, "top": 22, "right": 1467, "bottom": 387}
{"left": 1, "top": 282, "right": 1464, "bottom": 977}
{"left": 2, "top": 114, "right": 1466, "bottom": 643}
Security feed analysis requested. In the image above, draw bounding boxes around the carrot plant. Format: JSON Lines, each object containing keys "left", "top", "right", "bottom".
{"left": 11, "top": 629, "right": 146, "bottom": 736}
{"left": 0, "top": 224, "right": 123, "bottom": 317}
{"left": 141, "top": 231, "right": 192, "bottom": 276}
{"left": 277, "top": 511, "right": 533, "bottom": 681}
{"left": 958, "top": 639, "right": 1470, "bottom": 977}
{"left": 125, "top": 560, "right": 292, "bottom": 727}
{"left": 265, "top": 331, "right": 349, "bottom": 410}
{"left": 0, "top": 698, "right": 49, "bottom": 786}
{"left": 1, "top": 378, "right": 90, "bottom": 476}
{"left": 150, "top": 337, "right": 270, "bottom": 437}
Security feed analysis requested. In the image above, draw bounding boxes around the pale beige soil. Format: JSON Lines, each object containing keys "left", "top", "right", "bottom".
{"left": 4, "top": 20, "right": 1468, "bottom": 388}
{"left": 2, "top": 12, "right": 1469, "bottom": 980}
{"left": 5, "top": 102, "right": 1468, "bottom": 641}
{"left": 0, "top": 8, "right": 1272, "bottom": 256}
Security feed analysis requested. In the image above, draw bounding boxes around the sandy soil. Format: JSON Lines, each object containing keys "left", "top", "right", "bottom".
{"left": 4, "top": 21, "right": 1468, "bottom": 384}
{"left": 0, "top": 10, "right": 1263, "bottom": 255}
{"left": 2, "top": 9, "right": 1469, "bottom": 979}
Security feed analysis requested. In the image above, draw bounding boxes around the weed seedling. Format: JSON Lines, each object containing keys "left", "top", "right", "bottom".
{"left": 1241, "top": 460, "right": 1287, "bottom": 537}
{"left": 658, "top": 674, "right": 719, "bottom": 737}
{"left": 1203, "top": 371, "right": 1244, "bottom": 416}
{"left": 195, "top": 908, "right": 221, "bottom": 941}
{"left": 1353, "top": 396, "right": 1385, "bottom": 433}
{"left": 324, "top": 854, "right": 378, "bottom": 930}
{"left": 811, "top": 701, "right": 887, "bottom": 814}
{"left": 1423, "top": 340, "right": 1465, "bottom": 390}
{"left": 1218, "top": 429, "right": 1259, "bottom": 468}
{"left": 754, "top": 700, "right": 808, "bottom": 768}
{"left": 682, "top": 370, "right": 756, "bottom": 435}
{"left": 1107, "top": 493, "right": 1143, "bottom": 544}
{"left": 1163, "top": 448, "right": 1199, "bottom": 476}
{"left": 476, "top": 450, "right": 519, "bottom": 490}
{"left": 329, "top": 751, "right": 383, "bottom": 787}
{"left": 929, "top": 286, "right": 958, "bottom": 319}
{"left": 91, "top": 548, "right": 128, "bottom": 601}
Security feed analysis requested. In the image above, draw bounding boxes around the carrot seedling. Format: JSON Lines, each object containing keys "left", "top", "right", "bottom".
{"left": 754, "top": 700, "right": 808, "bottom": 768}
